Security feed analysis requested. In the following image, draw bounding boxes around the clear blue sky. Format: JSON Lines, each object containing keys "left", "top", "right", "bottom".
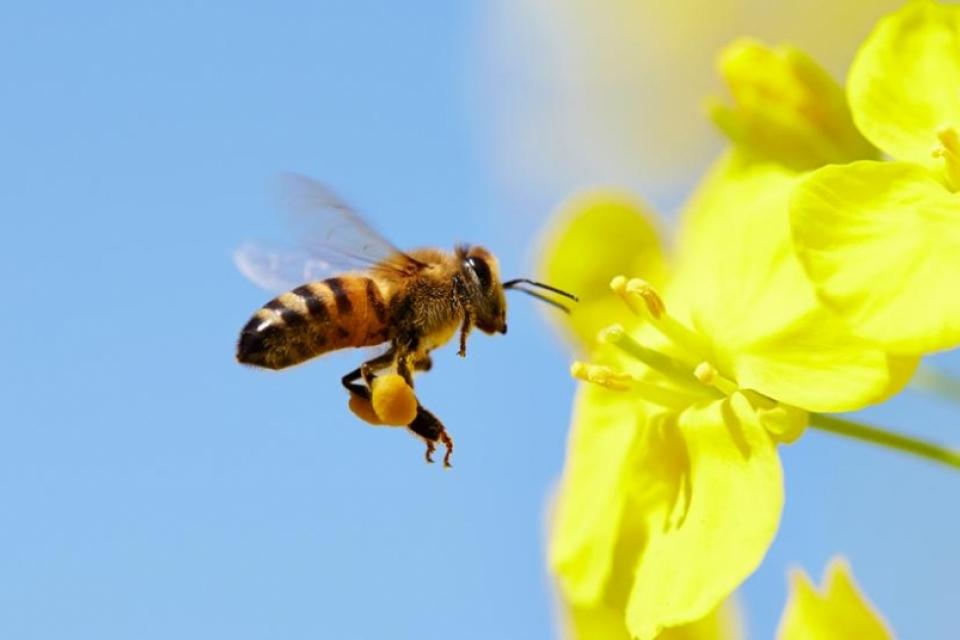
{"left": 2, "top": 2, "right": 958, "bottom": 638}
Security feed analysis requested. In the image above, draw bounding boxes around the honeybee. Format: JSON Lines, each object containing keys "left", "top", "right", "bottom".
{"left": 235, "top": 174, "right": 577, "bottom": 467}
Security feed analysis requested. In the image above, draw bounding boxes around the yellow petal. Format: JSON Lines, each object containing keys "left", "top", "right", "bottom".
{"left": 371, "top": 374, "right": 418, "bottom": 425}
{"left": 791, "top": 160, "right": 960, "bottom": 354}
{"left": 549, "top": 382, "right": 648, "bottom": 604}
{"left": 710, "top": 39, "right": 875, "bottom": 169}
{"left": 625, "top": 392, "right": 782, "bottom": 640}
{"left": 563, "top": 598, "right": 743, "bottom": 640}
{"left": 848, "top": 0, "right": 960, "bottom": 164}
{"left": 776, "top": 557, "right": 894, "bottom": 640}
{"left": 538, "top": 191, "right": 668, "bottom": 350}
{"left": 670, "top": 154, "right": 909, "bottom": 411}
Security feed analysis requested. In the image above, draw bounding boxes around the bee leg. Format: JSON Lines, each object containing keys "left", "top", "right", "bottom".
{"left": 423, "top": 440, "right": 436, "bottom": 464}
{"left": 457, "top": 311, "right": 473, "bottom": 358}
{"left": 342, "top": 347, "right": 396, "bottom": 399}
{"left": 341, "top": 367, "right": 370, "bottom": 400}
{"left": 408, "top": 404, "right": 454, "bottom": 468}
{"left": 412, "top": 353, "right": 433, "bottom": 372}
{"left": 360, "top": 347, "right": 397, "bottom": 387}
{"left": 396, "top": 353, "right": 415, "bottom": 387}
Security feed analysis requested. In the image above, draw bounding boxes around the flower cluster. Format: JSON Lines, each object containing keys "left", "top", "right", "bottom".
{"left": 540, "top": 1, "right": 960, "bottom": 637}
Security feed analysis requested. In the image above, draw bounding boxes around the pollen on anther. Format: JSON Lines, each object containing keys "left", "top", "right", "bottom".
{"left": 694, "top": 361, "right": 719, "bottom": 385}
{"left": 570, "top": 361, "right": 632, "bottom": 391}
{"left": 625, "top": 278, "right": 666, "bottom": 319}
{"left": 598, "top": 324, "right": 627, "bottom": 344}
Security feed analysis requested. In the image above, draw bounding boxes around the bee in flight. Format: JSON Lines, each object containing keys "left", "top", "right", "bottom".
{"left": 235, "top": 174, "right": 577, "bottom": 468}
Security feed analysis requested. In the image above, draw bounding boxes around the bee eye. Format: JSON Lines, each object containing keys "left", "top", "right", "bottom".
{"left": 467, "top": 257, "right": 492, "bottom": 289}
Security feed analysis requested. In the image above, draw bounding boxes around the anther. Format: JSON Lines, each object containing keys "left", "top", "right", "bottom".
{"left": 694, "top": 362, "right": 718, "bottom": 385}
{"left": 570, "top": 362, "right": 632, "bottom": 391}
{"left": 694, "top": 361, "right": 738, "bottom": 396}
{"left": 611, "top": 275, "right": 709, "bottom": 362}
{"left": 610, "top": 276, "right": 665, "bottom": 319}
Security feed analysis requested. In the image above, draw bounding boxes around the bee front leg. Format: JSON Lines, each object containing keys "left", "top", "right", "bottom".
{"left": 458, "top": 311, "right": 473, "bottom": 358}
{"left": 412, "top": 353, "right": 433, "bottom": 372}
{"left": 408, "top": 404, "right": 454, "bottom": 468}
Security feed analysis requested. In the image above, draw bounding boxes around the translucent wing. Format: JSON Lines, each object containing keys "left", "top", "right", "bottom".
{"left": 234, "top": 241, "right": 338, "bottom": 293}
{"left": 235, "top": 173, "right": 425, "bottom": 293}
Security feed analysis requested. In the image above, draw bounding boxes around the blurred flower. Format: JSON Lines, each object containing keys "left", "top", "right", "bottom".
{"left": 777, "top": 558, "right": 894, "bottom": 640}
{"left": 480, "top": 0, "right": 901, "bottom": 205}
{"left": 708, "top": 39, "right": 876, "bottom": 170}
{"left": 543, "top": 153, "right": 913, "bottom": 639}
{"left": 790, "top": 0, "right": 960, "bottom": 355}
{"left": 565, "top": 598, "right": 742, "bottom": 640}
{"left": 561, "top": 558, "right": 892, "bottom": 639}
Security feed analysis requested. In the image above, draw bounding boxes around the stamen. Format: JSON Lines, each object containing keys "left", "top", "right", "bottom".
{"left": 570, "top": 362, "right": 632, "bottom": 391}
{"left": 933, "top": 125, "right": 960, "bottom": 191}
{"left": 599, "top": 325, "right": 722, "bottom": 401}
{"left": 611, "top": 275, "right": 665, "bottom": 318}
{"left": 610, "top": 276, "right": 710, "bottom": 361}
{"left": 569, "top": 360, "right": 698, "bottom": 409}
{"left": 694, "top": 361, "right": 738, "bottom": 396}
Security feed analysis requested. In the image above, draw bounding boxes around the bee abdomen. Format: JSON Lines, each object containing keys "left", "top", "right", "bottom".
{"left": 237, "top": 277, "right": 390, "bottom": 370}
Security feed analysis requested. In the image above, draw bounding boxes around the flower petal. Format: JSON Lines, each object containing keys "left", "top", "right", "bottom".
{"left": 625, "top": 392, "right": 783, "bottom": 640}
{"left": 791, "top": 160, "right": 960, "bottom": 354}
{"left": 848, "top": 0, "right": 960, "bottom": 164}
{"left": 776, "top": 558, "right": 894, "bottom": 640}
{"left": 564, "top": 598, "right": 743, "bottom": 640}
{"left": 550, "top": 382, "right": 648, "bottom": 604}
{"left": 670, "top": 154, "right": 910, "bottom": 411}
{"left": 539, "top": 191, "right": 668, "bottom": 350}
{"left": 710, "top": 39, "right": 875, "bottom": 169}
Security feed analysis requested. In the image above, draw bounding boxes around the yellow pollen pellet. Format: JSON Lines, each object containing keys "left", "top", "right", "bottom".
{"left": 348, "top": 393, "right": 384, "bottom": 426}
{"left": 371, "top": 374, "right": 418, "bottom": 426}
{"left": 570, "top": 361, "right": 632, "bottom": 391}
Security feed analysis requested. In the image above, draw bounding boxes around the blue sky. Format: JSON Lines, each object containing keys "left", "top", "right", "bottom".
{"left": 2, "top": 2, "right": 958, "bottom": 638}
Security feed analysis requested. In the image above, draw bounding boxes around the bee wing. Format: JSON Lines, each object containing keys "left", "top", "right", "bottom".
{"left": 233, "top": 241, "right": 340, "bottom": 293}
{"left": 276, "top": 172, "right": 426, "bottom": 276}
{"left": 235, "top": 173, "right": 427, "bottom": 293}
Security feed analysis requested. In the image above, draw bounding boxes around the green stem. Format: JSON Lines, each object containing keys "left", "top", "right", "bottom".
{"left": 910, "top": 365, "right": 960, "bottom": 405}
{"left": 809, "top": 414, "right": 960, "bottom": 471}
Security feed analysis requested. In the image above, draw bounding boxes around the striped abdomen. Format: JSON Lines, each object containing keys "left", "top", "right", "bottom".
{"left": 237, "top": 277, "right": 391, "bottom": 370}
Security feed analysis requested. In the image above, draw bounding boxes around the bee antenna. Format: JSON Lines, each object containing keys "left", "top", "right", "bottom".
{"left": 502, "top": 279, "right": 579, "bottom": 302}
{"left": 508, "top": 286, "right": 573, "bottom": 314}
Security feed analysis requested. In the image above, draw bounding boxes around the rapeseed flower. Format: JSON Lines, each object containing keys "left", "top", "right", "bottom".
{"left": 543, "top": 153, "right": 912, "bottom": 639}
{"left": 563, "top": 558, "right": 893, "bottom": 639}
{"left": 777, "top": 558, "right": 894, "bottom": 640}
{"left": 790, "top": 0, "right": 960, "bottom": 354}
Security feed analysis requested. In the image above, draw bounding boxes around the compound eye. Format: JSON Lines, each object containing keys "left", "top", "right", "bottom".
{"left": 467, "top": 256, "right": 492, "bottom": 289}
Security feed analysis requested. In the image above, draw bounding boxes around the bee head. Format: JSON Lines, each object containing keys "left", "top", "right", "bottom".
{"left": 458, "top": 245, "right": 507, "bottom": 335}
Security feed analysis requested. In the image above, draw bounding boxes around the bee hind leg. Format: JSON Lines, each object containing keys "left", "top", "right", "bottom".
{"left": 342, "top": 347, "right": 398, "bottom": 400}
{"left": 408, "top": 404, "right": 454, "bottom": 468}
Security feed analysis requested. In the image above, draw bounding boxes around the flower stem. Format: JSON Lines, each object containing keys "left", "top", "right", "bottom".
{"left": 910, "top": 365, "right": 960, "bottom": 405}
{"left": 809, "top": 414, "right": 960, "bottom": 471}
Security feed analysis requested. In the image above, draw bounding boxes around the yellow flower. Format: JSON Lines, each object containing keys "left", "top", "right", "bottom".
{"left": 544, "top": 154, "right": 913, "bottom": 639}
{"left": 777, "top": 558, "right": 894, "bottom": 640}
{"left": 708, "top": 39, "right": 876, "bottom": 169}
{"left": 563, "top": 558, "right": 893, "bottom": 640}
{"left": 789, "top": 0, "right": 960, "bottom": 354}
{"left": 481, "top": 0, "right": 901, "bottom": 199}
